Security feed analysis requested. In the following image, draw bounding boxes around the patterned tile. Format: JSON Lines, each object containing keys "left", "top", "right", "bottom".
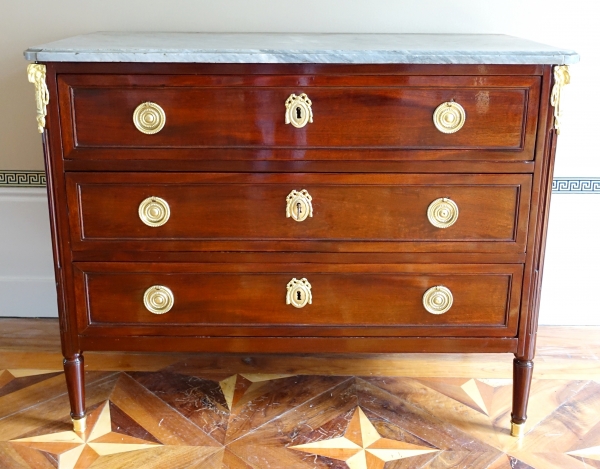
{"left": 11, "top": 401, "right": 160, "bottom": 469}
{"left": 290, "top": 407, "right": 439, "bottom": 468}
{"left": 0, "top": 369, "right": 598, "bottom": 468}
{"left": 0, "top": 171, "right": 46, "bottom": 187}
{"left": 0, "top": 370, "right": 63, "bottom": 398}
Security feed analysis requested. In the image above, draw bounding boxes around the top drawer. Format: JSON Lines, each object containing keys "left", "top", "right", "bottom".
{"left": 58, "top": 74, "right": 541, "bottom": 161}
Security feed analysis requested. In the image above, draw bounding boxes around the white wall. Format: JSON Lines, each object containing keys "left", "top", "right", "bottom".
{"left": 0, "top": 0, "right": 597, "bottom": 323}
{"left": 540, "top": 195, "right": 599, "bottom": 325}
{"left": 0, "top": 188, "right": 56, "bottom": 317}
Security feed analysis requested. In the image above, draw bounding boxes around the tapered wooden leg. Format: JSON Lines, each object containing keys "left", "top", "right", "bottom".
{"left": 511, "top": 357, "right": 533, "bottom": 437}
{"left": 64, "top": 353, "right": 86, "bottom": 432}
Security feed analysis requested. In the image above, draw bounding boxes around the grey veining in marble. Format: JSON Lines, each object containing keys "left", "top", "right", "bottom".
{"left": 24, "top": 32, "right": 579, "bottom": 65}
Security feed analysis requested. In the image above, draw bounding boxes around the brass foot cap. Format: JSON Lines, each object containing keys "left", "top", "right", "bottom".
{"left": 72, "top": 416, "right": 87, "bottom": 433}
{"left": 511, "top": 421, "right": 525, "bottom": 437}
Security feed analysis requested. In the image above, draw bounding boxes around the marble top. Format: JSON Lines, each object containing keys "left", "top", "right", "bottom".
{"left": 24, "top": 32, "right": 579, "bottom": 65}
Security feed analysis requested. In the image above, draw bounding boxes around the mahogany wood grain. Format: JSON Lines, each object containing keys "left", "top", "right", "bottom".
{"left": 63, "top": 353, "right": 85, "bottom": 420}
{"left": 511, "top": 358, "right": 534, "bottom": 425}
{"left": 42, "top": 63, "right": 81, "bottom": 362}
{"left": 58, "top": 74, "right": 540, "bottom": 160}
{"left": 51, "top": 62, "right": 545, "bottom": 76}
{"left": 72, "top": 262, "right": 522, "bottom": 338}
{"left": 509, "top": 66, "right": 556, "bottom": 432}
{"left": 80, "top": 336, "right": 519, "bottom": 354}
{"left": 62, "top": 155, "right": 536, "bottom": 174}
{"left": 517, "top": 66, "right": 555, "bottom": 361}
{"left": 66, "top": 173, "right": 531, "bottom": 253}
{"left": 36, "top": 61, "right": 559, "bottom": 435}
{"left": 69, "top": 251, "right": 527, "bottom": 264}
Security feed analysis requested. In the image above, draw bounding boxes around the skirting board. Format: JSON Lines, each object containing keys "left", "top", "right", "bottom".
{"left": 0, "top": 277, "right": 57, "bottom": 318}
{"left": 0, "top": 187, "right": 57, "bottom": 317}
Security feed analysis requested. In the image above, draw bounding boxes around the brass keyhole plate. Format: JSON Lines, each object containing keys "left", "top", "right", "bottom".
{"left": 286, "top": 278, "right": 312, "bottom": 308}
{"left": 286, "top": 189, "right": 313, "bottom": 222}
{"left": 285, "top": 93, "right": 313, "bottom": 128}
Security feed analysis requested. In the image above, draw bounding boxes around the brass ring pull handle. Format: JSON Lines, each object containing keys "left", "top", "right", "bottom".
{"left": 286, "top": 189, "right": 313, "bottom": 222}
{"left": 423, "top": 285, "right": 453, "bottom": 315}
{"left": 285, "top": 93, "right": 313, "bottom": 128}
{"left": 139, "top": 196, "right": 170, "bottom": 227}
{"left": 427, "top": 197, "right": 459, "bottom": 229}
{"left": 286, "top": 278, "right": 312, "bottom": 308}
{"left": 143, "top": 285, "right": 174, "bottom": 314}
{"left": 433, "top": 101, "right": 466, "bottom": 133}
{"left": 133, "top": 102, "right": 166, "bottom": 134}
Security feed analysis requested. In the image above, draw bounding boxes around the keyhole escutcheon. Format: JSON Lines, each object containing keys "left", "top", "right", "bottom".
{"left": 285, "top": 93, "right": 313, "bottom": 129}
{"left": 286, "top": 189, "right": 313, "bottom": 222}
{"left": 286, "top": 278, "right": 312, "bottom": 309}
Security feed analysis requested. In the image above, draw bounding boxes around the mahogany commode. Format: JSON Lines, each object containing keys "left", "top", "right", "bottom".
{"left": 24, "top": 33, "right": 578, "bottom": 437}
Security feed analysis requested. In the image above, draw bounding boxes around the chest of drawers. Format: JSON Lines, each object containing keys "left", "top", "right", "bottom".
{"left": 25, "top": 33, "right": 578, "bottom": 438}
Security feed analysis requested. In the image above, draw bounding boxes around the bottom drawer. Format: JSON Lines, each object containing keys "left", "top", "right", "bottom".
{"left": 74, "top": 263, "right": 523, "bottom": 337}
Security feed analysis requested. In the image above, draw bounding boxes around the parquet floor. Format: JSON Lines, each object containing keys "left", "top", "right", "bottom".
{"left": 0, "top": 320, "right": 599, "bottom": 469}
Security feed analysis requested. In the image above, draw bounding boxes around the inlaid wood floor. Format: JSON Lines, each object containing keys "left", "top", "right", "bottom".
{"left": 0, "top": 320, "right": 599, "bottom": 469}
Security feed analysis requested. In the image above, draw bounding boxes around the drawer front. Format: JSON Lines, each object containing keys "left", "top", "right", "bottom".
{"left": 66, "top": 173, "right": 531, "bottom": 253}
{"left": 74, "top": 263, "right": 523, "bottom": 337}
{"left": 58, "top": 74, "right": 540, "bottom": 160}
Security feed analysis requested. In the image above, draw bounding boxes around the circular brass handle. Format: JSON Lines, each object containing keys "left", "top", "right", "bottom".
{"left": 139, "top": 196, "right": 170, "bottom": 227}
{"left": 286, "top": 278, "right": 312, "bottom": 308}
{"left": 427, "top": 197, "right": 459, "bottom": 229}
{"left": 433, "top": 101, "right": 466, "bottom": 134}
{"left": 143, "top": 285, "right": 174, "bottom": 314}
{"left": 133, "top": 102, "right": 166, "bottom": 134}
{"left": 285, "top": 93, "right": 313, "bottom": 129}
{"left": 286, "top": 189, "right": 313, "bottom": 222}
{"left": 423, "top": 285, "right": 453, "bottom": 315}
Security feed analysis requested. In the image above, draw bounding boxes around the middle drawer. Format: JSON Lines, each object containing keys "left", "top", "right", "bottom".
{"left": 66, "top": 173, "right": 531, "bottom": 253}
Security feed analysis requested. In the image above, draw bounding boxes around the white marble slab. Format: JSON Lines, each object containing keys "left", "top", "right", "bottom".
{"left": 24, "top": 32, "right": 579, "bottom": 64}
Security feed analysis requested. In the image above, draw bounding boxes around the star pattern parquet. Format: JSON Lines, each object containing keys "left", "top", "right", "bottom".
{"left": 1, "top": 364, "right": 600, "bottom": 469}
{"left": 11, "top": 400, "right": 161, "bottom": 469}
{"left": 1, "top": 322, "right": 598, "bottom": 468}
{"left": 290, "top": 407, "right": 439, "bottom": 468}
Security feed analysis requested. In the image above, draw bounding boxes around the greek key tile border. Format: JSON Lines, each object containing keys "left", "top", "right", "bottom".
{"left": 0, "top": 171, "right": 46, "bottom": 187}
{"left": 552, "top": 178, "right": 600, "bottom": 194}
{"left": 1, "top": 172, "right": 598, "bottom": 193}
